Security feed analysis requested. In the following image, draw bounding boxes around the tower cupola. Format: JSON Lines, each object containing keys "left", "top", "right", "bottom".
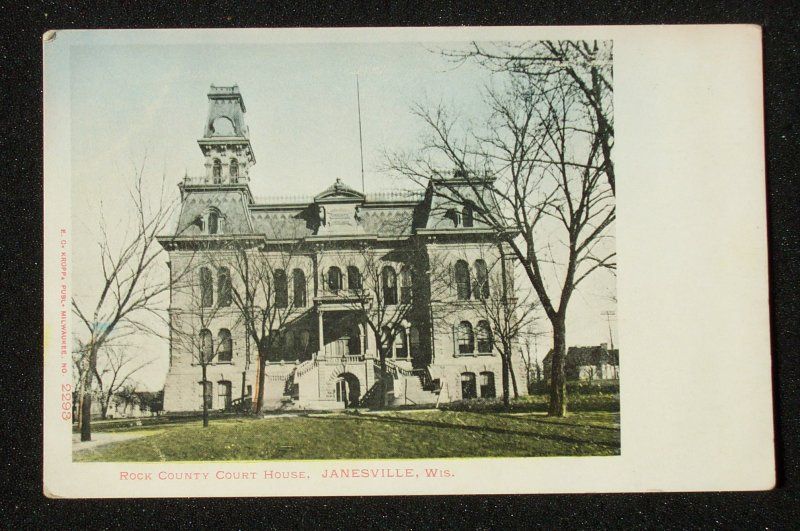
{"left": 196, "top": 85, "right": 256, "bottom": 185}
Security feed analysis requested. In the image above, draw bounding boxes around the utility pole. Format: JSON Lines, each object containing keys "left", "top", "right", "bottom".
{"left": 601, "top": 310, "right": 616, "bottom": 349}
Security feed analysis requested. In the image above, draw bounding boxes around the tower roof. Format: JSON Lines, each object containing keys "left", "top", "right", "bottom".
{"left": 207, "top": 85, "right": 246, "bottom": 111}
{"left": 203, "top": 84, "right": 250, "bottom": 139}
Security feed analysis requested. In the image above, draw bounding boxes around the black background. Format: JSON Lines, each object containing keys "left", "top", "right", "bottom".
{"left": 2, "top": 1, "right": 798, "bottom": 527}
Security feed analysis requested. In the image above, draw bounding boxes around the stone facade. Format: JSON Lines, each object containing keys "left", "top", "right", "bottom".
{"left": 159, "top": 85, "right": 528, "bottom": 412}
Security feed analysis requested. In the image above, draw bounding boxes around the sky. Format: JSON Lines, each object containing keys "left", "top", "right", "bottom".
{"left": 69, "top": 40, "right": 617, "bottom": 390}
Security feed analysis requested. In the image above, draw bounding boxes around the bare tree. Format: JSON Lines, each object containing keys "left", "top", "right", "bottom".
{"left": 94, "top": 345, "right": 154, "bottom": 419}
{"left": 462, "top": 247, "right": 540, "bottom": 409}
{"left": 329, "top": 242, "right": 421, "bottom": 408}
{"left": 219, "top": 239, "right": 306, "bottom": 413}
{"left": 388, "top": 49, "right": 615, "bottom": 416}
{"left": 170, "top": 264, "right": 230, "bottom": 427}
{"left": 113, "top": 384, "right": 141, "bottom": 418}
{"left": 518, "top": 327, "right": 544, "bottom": 390}
{"left": 71, "top": 160, "right": 190, "bottom": 440}
{"left": 323, "top": 231, "right": 452, "bottom": 409}
{"left": 443, "top": 40, "right": 615, "bottom": 194}
{"left": 71, "top": 339, "right": 90, "bottom": 420}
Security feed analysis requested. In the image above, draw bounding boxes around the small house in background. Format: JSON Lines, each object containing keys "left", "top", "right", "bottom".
{"left": 543, "top": 344, "right": 619, "bottom": 382}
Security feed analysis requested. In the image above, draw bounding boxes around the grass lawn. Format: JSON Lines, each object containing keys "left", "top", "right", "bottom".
{"left": 74, "top": 409, "right": 620, "bottom": 462}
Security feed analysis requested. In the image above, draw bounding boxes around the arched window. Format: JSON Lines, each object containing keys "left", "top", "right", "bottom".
{"left": 207, "top": 211, "right": 219, "bottom": 235}
{"left": 409, "top": 326, "right": 421, "bottom": 358}
{"left": 394, "top": 328, "right": 408, "bottom": 358}
{"left": 327, "top": 266, "right": 342, "bottom": 292}
{"left": 217, "top": 267, "right": 232, "bottom": 307}
{"left": 347, "top": 266, "right": 362, "bottom": 291}
{"left": 462, "top": 204, "right": 474, "bottom": 228}
{"left": 218, "top": 329, "right": 232, "bottom": 362}
{"left": 381, "top": 326, "right": 393, "bottom": 357}
{"left": 457, "top": 321, "right": 474, "bottom": 354}
{"left": 229, "top": 158, "right": 238, "bottom": 181}
{"left": 479, "top": 372, "right": 496, "bottom": 398}
{"left": 200, "top": 329, "right": 213, "bottom": 363}
{"left": 474, "top": 259, "right": 489, "bottom": 300}
{"left": 476, "top": 320, "right": 493, "bottom": 353}
{"left": 446, "top": 208, "right": 461, "bottom": 227}
{"left": 461, "top": 372, "right": 477, "bottom": 399}
{"left": 400, "top": 268, "right": 412, "bottom": 304}
{"left": 200, "top": 267, "right": 213, "bottom": 307}
{"left": 454, "top": 260, "right": 471, "bottom": 300}
{"left": 274, "top": 269, "right": 288, "bottom": 308}
{"left": 347, "top": 324, "right": 362, "bottom": 356}
{"left": 381, "top": 266, "right": 398, "bottom": 305}
{"left": 292, "top": 269, "right": 306, "bottom": 307}
{"left": 212, "top": 159, "right": 222, "bottom": 183}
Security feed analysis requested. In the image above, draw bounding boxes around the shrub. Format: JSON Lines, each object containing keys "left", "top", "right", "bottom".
{"left": 439, "top": 393, "right": 618, "bottom": 414}
{"left": 528, "top": 379, "right": 619, "bottom": 395}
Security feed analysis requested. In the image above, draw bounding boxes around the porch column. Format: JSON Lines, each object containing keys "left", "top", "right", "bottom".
{"left": 360, "top": 321, "right": 368, "bottom": 357}
{"left": 317, "top": 309, "right": 324, "bottom": 360}
{"left": 404, "top": 322, "right": 411, "bottom": 360}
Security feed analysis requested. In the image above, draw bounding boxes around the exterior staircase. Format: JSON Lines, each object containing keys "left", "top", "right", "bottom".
{"left": 282, "top": 359, "right": 317, "bottom": 402}
{"left": 384, "top": 359, "right": 440, "bottom": 407}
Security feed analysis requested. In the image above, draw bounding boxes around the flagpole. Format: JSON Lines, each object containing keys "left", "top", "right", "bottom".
{"left": 356, "top": 74, "right": 365, "bottom": 194}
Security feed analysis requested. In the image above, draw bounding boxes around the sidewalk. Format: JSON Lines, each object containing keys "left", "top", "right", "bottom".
{"left": 72, "top": 431, "right": 159, "bottom": 453}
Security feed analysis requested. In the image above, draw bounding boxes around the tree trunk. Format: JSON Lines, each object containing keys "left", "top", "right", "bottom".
{"left": 500, "top": 347, "right": 510, "bottom": 410}
{"left": 201, "top": 363, "right": 209, "bottom": 428}
{"left": 548, "top": 319, "right": 568, "bottom": 417}
{"left": 497, "top": 244, "right": 514, "bottom": 408}
{"left": 506, "top": 348, "right": 519, "bottom": 398}
{"left": 80, "top": 343, "right": 98, "bottom": 441}
{"left": 378, "top": 343, "right": 388, "bottom": 410}
{"left": 101, "top": 397, "right": 109, "bottom": 420}
{"left": 254, "top": 353, "right": 267, "bottom": 414}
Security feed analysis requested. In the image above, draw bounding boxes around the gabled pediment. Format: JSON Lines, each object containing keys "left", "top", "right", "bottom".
{"left": 314, "top": 178, "right": 365, "bottom": 203}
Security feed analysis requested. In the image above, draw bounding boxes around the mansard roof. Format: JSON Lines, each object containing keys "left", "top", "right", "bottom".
{"left": 175, "top": 188, "right": 253, "bottom": 236}
{"left": 169, "top": 176, "right": 501, "bottom": 244}
{"left": 249, "top": 203, "right": 417, "bottom": 240}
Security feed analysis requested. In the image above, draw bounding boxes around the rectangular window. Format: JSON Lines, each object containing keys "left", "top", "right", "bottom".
{"left": 218, "top": 381, "right": 232, "bottom": 410}
{"left": 461, "top": 372, "right": 477, "bottom": 399}
{"left": 480, "top": 372, "right": 496, "bottom": 398}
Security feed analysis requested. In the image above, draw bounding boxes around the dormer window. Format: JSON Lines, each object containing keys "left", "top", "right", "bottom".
{"left": 462, "top": 204, "right": 474, "bottom": 227}
{"left": 445, "top": 208, "right": 461, "bottom": 227}
{"left": 208, "top": 211, "right": 219, "bottom": 234}
{"left": 212, "top": 159, "right": 222, "bottom": 183}
{"left": 229, "top": 159, "right": 238, "bottom": 181}
{"left": 203, "top": 208, "right": 224, "bottom": 235}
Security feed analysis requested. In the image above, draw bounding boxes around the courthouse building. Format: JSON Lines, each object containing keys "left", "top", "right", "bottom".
{"left": 159, "top": 86, "right": 528, "bottom": 412}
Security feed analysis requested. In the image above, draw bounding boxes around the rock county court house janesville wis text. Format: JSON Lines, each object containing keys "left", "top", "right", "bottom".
{"left": 158, "top": 86, "right": 528, "bottom": 413}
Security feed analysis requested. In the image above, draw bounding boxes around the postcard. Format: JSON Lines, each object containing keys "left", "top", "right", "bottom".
{"left": 43, "top": 25, "right": 773, "bottom": 497}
